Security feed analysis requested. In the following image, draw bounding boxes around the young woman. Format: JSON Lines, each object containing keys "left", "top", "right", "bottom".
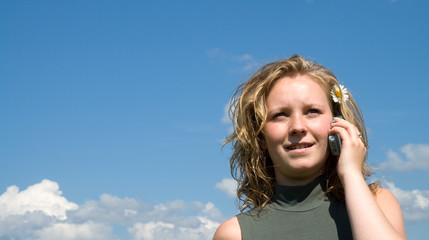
{"left": 213, "top": 55, "right": 406, "bottom": 240}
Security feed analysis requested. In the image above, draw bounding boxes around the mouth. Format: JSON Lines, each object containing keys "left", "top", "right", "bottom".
{"left": 286, "top": 143, "right": 314, "bottom": 151}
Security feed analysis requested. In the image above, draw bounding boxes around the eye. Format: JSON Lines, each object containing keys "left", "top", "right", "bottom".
{"left": 307, "top": 108, "right": 320, "bottom": 115}
{"left": 274, "top": 112, "right": 286, "bottom": 118}
{"left": 272, "top": 112, "right": 287, "bottom": 119}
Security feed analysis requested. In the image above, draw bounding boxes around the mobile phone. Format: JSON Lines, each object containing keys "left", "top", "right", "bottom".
{"left": 329, "top": 116, "right": 343, "bottom": 156}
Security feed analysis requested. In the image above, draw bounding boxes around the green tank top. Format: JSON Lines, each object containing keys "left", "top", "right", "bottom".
{"left": 236, "top": 175, "right": 353, "bottom": 240}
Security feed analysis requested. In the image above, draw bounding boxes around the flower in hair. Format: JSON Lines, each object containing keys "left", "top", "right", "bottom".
{"left": 331, "top": 84, "right": 349, "bottom": 103}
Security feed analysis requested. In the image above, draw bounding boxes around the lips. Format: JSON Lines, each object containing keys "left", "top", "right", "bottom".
{"left": 286, "top": 143, "right": 314, "bottom": 150}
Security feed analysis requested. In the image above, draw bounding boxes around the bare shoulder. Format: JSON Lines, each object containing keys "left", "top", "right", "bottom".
{"left": 374, "top": 187, "right": 401, "bottom": 209}
{"left": 213, "top": 216, "right": 241, "bottom": 240}
{"left": 374, "top": 187, "right": 407, "bottom": 238}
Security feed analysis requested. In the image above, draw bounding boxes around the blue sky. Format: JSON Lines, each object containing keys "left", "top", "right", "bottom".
{"left": 1, "top": 0, "right": 428, "bottom": 239}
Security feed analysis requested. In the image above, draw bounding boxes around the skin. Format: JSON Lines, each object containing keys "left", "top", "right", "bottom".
{"left": 262, "top": 75, "right": 333, "bottom": 186}
{"left": 213, "top": 75, "right": 406, "bottom": 240}
{"left": 331, "top": 118, "right": 406, "bottom": 239}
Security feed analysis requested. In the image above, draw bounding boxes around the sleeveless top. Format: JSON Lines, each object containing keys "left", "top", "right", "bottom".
{"left": 236, "top": 175, "right": 353, "bottom": 240}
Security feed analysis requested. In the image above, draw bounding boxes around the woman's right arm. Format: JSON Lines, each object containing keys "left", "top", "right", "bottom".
{"left": 213, "top": 216, "right": 242, "bottom": 240}
{"left": 331, "top": 119, "right": 406, "bottom": 239}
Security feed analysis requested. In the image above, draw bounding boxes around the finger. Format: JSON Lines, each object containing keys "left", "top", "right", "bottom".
{"left": 329, "top": 126, "right": 352, "bottom": 144}
{"left": 331, "top": 118, "right": 361, "bottom": 142}
{"left": 330, "top": 122, "right": 363, "bottom": 146}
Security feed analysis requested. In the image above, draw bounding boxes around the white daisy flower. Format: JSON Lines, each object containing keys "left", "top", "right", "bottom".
{"left": 331, "top": 84, "right": 349, "bottom": 103}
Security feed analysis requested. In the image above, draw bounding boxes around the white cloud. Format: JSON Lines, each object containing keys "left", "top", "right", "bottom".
{"left": 383, "top": 180, "right": 429, "bottom": 221}
{"left": 378, "top": 144, "right": 429, "bottom": 171}
{"left": 70, "top": 198, "right": 223, "bottom": 240}
{"left": 232, "top": 53, "right": 257, "bottom": 72}
{"left": 0, "top": 179, "right": 78, "bottom": 221}
{"left": 222, "top": 102, "right": 234, "bottom": 135}
{"left": 207, "top": 48, "right": 258, "bottom": 73}
{"left": 206, "top": 48, "right": 227, "bottom": 59}
{"left": 129, "top": 221, "right": 174, "bottom": 240}
{"left": 0, "top": 211, "right": 55, "bottom": 238}
{"left": 0, "top": 180, "right": 224, "bottom": 240}
{"left": 69, "top": 193, "right": 146, "bottom": 225}
{"left": 129, "top": 217, "right": 218, "bottom": 240}
{"left": 222, "top": 102, "right": 232, "bottom": 125}
{"left": 215, "top": 178, "right": 237, "bottom": 198}
{"left": 33, "top": 221, "right": 114, "bottom": 240}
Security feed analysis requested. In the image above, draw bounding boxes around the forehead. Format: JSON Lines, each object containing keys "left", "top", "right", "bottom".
{"left": 266, "top": 75, "right": 330, "bottom": 106}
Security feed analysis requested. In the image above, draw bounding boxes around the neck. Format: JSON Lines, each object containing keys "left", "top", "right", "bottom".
{"left": 275, "top": 169, "right": 325, "bottom": 186}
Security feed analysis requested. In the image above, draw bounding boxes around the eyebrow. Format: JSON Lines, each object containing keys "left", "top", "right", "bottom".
{"left": 266, "top": 103, "right": 330, "bottom": 115}
{"left": 268, "top": 103, "right": 327, "bottom": 110}
{"left": 306, "top": 103, "right": 326, "bottom": 109}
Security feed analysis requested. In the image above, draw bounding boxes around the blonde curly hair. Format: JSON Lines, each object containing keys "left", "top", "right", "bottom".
{"left": 225, "top": 55, "right": 376, "bottom": 212}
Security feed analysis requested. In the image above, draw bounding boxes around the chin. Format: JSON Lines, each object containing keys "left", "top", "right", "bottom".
{"left": 289, "top": 160, "right": 325, "bottom": 173}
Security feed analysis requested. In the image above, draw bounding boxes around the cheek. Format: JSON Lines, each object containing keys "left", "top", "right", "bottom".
{"left": 312, "top": 120, "right": 332, "bottom": 139}
{"left": 263, "top": 123, "right": 285, "bottom": 144}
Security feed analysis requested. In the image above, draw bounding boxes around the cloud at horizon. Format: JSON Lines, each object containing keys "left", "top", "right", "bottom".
{"left": 0, "top": 180, "right": 224, "bottom": 240}
{"left": 1, "top": 148, "right": 429, "bottom": 239}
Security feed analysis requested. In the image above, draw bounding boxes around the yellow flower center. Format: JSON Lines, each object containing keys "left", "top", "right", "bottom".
{"left": 335, "top": 90, "right": 341, "bottom": 98}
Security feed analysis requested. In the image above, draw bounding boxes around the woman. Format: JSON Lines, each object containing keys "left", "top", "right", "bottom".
{"left": 213, "top": 55, "right": 406, "bottom": 240}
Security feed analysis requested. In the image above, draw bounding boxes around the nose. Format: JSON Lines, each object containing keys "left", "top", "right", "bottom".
{"left": 289, "top": 114, "right": 307, "bottom": 136}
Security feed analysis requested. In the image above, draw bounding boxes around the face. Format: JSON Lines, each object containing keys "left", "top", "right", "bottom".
{"left": 263, "top": 74, "right": 333, "bottom": 185}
